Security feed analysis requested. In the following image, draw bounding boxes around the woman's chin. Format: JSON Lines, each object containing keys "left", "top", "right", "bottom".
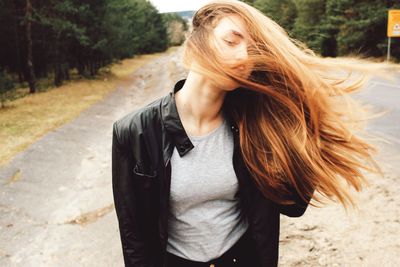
{"left": 209, "top": 79, "right": 236, "bottom": 92}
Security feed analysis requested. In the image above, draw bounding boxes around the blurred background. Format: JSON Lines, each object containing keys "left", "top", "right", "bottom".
{"left": 0, "top": 0, "right": 399, "bottom": 266}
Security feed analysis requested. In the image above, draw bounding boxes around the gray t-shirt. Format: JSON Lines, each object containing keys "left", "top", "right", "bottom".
{"left": 166, "top": 117, "right": 249, "bottom": 262}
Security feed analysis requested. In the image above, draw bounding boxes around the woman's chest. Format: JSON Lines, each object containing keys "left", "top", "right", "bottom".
{"left": 169, "top": 129, "right": 238, "bottom": 205}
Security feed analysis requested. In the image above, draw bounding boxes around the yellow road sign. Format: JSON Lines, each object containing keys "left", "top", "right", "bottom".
{"left": 388, "top": 10, "right": 400, "bottom": 37}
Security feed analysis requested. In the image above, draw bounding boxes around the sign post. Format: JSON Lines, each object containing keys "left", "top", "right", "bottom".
{"left": 387, "top": 10, "right": 400, "bottom": 62}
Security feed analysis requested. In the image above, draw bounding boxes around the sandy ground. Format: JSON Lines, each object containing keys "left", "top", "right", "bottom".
{"left": 0, "top": 46, "right": 399, "bottom": 266}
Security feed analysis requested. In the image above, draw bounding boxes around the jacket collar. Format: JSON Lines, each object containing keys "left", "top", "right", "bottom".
{"left": 161, "top": 79, "right": 193, "bottom": 157}
{"left": 161, "top": 78, "right": 239, "bottom": 157}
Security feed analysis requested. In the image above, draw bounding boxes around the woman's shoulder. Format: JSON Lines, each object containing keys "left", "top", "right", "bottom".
{"left": 112, "top": 93, "right": 169, "bottom": 144}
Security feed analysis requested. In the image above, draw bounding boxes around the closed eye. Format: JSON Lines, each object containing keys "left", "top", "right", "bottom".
{"left": 224, "top": 39, "right": 236, "bottom": 46}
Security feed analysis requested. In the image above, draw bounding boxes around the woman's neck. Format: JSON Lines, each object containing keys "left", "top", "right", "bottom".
{"left": 175, "top": 71, "right": 226, "bottom": 136}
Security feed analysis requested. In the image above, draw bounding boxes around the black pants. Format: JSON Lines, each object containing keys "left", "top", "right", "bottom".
{"left": 166, "top": 229, "right": 262, "bottom": 267}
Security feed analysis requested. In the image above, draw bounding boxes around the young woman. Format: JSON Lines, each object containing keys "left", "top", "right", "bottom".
{"left": 112, "top": 1, "right": 393, "bottom": 266}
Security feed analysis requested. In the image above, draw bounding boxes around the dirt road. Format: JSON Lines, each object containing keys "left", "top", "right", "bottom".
{"left": 0, "top": 47, "right": 187, "bottom": 266}
{"left": 1, "top": 46, "right": 399, "bottom": 266}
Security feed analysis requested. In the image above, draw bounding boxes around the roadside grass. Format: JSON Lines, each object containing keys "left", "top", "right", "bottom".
{"left": 0, "top": 46, "right": 180, "bottom": 167}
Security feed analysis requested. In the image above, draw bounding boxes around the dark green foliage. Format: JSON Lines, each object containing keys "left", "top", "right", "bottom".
{"left": 291, "top": 0, "right": 326, "bottom": 53}
{"left": 253, "top": 0, "right": 297, "bottom": 33}
{"left": 241, "top": 0, "right": 400, "bottom": 60}
{"left": 0, "top": 0, "right": 180, "bottom": 92}
{"left": 331, "top": 0, "right": 400, "bottom": 58}
{"left": 104, "top": 0, "right": 168, "bottom": 59}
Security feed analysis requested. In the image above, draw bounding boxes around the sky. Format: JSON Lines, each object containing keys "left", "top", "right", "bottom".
{"left": 149, "top": 0, "right": 217, "bottom": 13}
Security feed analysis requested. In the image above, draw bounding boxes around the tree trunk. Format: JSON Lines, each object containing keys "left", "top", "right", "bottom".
{"left": 89, "top": 61, "right": 94, "bottom": 76}
{"left": 53, "top": 33, "right": 63, "bottom": 87}
{"left": 64, "top": 64, "right": 70, "bottom": 80}
{"left": 54, "top": 65, "right": 62, "bottom": 86}
{"left": 25, "top": 0, "right": 36, "bottom": 93}
{"left": 13, "top": 1, "right": 24, "bottom": 84}
{"left": 77, "top": 63, "right": 86, "bottom": 76}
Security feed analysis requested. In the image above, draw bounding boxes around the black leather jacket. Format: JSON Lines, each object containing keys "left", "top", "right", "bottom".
{"left": 112, "top": 79, "right": 313, "bottom": 267}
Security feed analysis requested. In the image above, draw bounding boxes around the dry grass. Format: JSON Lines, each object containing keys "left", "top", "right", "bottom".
{"left": 0, "top": 46, "right": 180, "bottom": 167}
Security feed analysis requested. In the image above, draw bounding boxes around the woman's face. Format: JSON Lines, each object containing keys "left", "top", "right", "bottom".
{"left": 211, "top": 14, "right": 253, "bottom": 90}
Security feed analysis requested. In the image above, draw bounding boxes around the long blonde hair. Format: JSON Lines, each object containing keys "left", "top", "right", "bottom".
{"left": 182, "top": 0, "right": 398, "bottom": 209}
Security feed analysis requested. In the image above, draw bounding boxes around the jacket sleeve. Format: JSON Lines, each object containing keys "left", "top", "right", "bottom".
{"left": 112, "top": 122, "right": 154, "bottom": 267}
{"left": 275, "top": 181, "right": 315, "bottom": 217}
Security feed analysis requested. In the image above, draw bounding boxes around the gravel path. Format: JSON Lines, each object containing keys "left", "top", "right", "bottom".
{"left": 0, "top": 47, "right": 186, "bottom": 266}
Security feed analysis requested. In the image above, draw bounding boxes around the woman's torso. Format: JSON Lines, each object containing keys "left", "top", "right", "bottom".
{"left": 166, "top": 117, "right": 249, "bottom": 262}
